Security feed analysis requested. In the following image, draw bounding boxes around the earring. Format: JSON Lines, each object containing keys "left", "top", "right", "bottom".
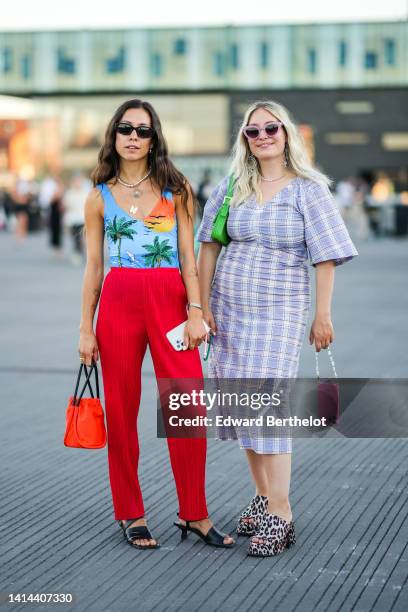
{"left": 248, "top": 154, "right": 258, "bottom": 176}
{"left": 282, "top": 143, "right": 289, "bottom": 167}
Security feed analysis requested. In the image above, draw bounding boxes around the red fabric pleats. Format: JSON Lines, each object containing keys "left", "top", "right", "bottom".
{"left": 95, "top": 267, "right": 208, "bottom": 521}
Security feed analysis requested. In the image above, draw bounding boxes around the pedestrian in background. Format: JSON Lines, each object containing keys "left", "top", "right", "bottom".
{"left": 39, "top": 173, "right": 64, "bottom": 259}
{"left": 335, "top": 177, "right": 355, "bottom": 223}
{"left": 0, "top": 185, "right": 11, "bottom": 231}
{"left": 196, "top": 169, "right": 213, "bottom": 220}
{"left": 197, "top": 100, "right": 358, "bottom": 557}
{"left": 63, "top": 173, "right": 91, "bottom": 265}
{"left": 12, "top": 175, "right": 35, "bottom": 242}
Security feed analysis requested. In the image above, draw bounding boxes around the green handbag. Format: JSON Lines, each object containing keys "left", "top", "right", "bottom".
{"left": 210, "top": 174, "right": 235, "bottom": 246}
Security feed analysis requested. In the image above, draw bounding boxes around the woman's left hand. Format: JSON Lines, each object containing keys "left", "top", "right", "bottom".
{"left": 309, "top": 314, "right": 334, "bottom": 352}
{"left": 183, "top": 318, "right": 208, "bottom": 350}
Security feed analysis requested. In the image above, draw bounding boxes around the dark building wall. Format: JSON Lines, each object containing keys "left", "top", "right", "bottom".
{"left": 230, "top": 89, "right": 408, "bottom": 183}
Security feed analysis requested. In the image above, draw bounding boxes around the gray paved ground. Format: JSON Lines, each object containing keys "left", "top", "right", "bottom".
{"left": 1, "top": 230, "right": 408, "bottom": 612}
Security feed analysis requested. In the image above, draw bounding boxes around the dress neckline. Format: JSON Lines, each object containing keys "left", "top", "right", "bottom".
{"left": 104, "top": 183, "right": 164, "bottom": 222}
{"left": 258, "top": 175, "right": 300, "bottom": 206}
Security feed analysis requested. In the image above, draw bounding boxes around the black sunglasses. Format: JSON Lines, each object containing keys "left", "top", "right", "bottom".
{"left": 242, "top": 121, "right": 283, "bottom": 139}
{"left": 115, "top": 122, "right": 155, "bottom": 138}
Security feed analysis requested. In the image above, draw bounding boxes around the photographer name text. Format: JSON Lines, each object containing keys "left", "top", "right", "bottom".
{"left": 168, "top": 415, "right": 327, "bottom": 427}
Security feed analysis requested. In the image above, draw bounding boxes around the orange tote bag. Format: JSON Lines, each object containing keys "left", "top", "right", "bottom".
{"left": 64, "top": 362, "right": 107, "bottom": 449}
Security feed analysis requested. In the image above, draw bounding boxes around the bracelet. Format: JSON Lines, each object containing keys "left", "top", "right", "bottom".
{"left": 188, "top": 302, "right": 203, "bottom": 311}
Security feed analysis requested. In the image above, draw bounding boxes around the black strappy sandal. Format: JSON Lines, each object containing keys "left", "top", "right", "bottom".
{"left": 174, "top": 516, "right": 234, "bottom": 548}
{"left": 118, "top": 519, "right": 160, "bottom": 550}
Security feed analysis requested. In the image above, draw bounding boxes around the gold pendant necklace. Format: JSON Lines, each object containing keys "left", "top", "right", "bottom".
{"left": 117, "top": 171, "right": 151, "bottom": 201}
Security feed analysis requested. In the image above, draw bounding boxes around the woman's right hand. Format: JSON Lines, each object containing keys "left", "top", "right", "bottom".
{"left": 202, "top": 307, "right": 217, "bottom": 336}
{"left": 78, "top": 331, "right": 99, "bottom": 366}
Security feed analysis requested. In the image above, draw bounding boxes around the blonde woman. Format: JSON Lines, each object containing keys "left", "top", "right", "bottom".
{"left": 197, "top": 100, "right": 358, "bottom": 557}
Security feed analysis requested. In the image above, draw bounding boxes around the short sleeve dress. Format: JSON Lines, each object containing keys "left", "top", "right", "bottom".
{"left": 196, "top": 175, "right": 358, "bottom": 453}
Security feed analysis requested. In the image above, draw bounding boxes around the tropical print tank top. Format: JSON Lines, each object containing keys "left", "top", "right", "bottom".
{"left": 97, "top": 183, "right": 180, "bottom": 269}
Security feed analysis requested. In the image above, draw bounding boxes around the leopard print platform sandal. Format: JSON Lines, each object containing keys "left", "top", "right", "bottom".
{"left": 236, "top": 494, "right": 268, "bottom": 536}
{"left": 247, "top": 513, "right": 296, "bottom": 557}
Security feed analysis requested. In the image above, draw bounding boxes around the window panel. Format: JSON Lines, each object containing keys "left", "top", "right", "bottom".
{"left": 21, "top": 55, "right": 31, "bottom": 79}
{"left": 3, "top": 48, "right": 13, "bottom": 73}
{"left": 106, "top": 47, "right": 125, "bottom": 74}
{"left": 174, "top": 39, "right": 186, "bottom": 55}
{"left": 384, "top": 39, "right": 396, "bottom": 66}
{"left": 382, "top": 133, "right": 408, "bottom": 151}
{"left": 151, "top": 53, "right": 163, "bottom": 77}
{"left": 57, "top": 48, "right": 76, "bottom": 75}
{"left": 214, "top": 52, "right": 225, "bottom": 76}
{"left": 325, "top": 132, "right": 369, "bottom": 145}
{"left": 339, "top": 41, "right": 347, "bottom": 67}
{"left": 307, "top": 49, "right": 317, "bottom": 74}
{"left": 335, "top": 101, "right": 374, "bottom": 114}
{"left": 365, "top": 51, "right": 377, "bottom": 70}
{"left": 230, "top": 44, "right": 239, "bottom": 69}
{"left": 260, "top": 41, "right": 269, "bottom": 68}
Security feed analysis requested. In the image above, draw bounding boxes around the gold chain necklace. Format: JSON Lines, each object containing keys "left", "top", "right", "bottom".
{"left": 261, "top": 174, "right": 286, "bottom": 182}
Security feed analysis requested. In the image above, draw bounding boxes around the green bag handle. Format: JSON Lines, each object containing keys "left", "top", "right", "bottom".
{"left": 210, "top": 174, "right": 235, "bottom": 246}
{"left": 224, "top": 173, "right": 236, "bottom": 202}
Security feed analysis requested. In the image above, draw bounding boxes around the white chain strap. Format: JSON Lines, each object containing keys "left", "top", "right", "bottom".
{"left": 315, "top": 346, "right": 338, "bottom": 379}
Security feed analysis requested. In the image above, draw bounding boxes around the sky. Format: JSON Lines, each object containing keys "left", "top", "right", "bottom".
{"left": 1, "top": 0, "right": 407, "bottom": 30}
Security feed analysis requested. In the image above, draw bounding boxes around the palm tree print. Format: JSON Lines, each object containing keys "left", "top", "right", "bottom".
{"left": 105, "top": 215, "right": 137, "bottom": 267}
{"left": 142, "top": 236, "right": 174, "bottom": 268}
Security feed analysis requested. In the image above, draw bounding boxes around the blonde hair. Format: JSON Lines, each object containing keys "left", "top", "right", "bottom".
{"left": 229, "top": 100, "right": 332, "bottom": 207}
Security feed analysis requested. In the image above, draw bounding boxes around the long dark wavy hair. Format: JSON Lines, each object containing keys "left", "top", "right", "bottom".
{"left": 91, "top": 99, "right": 190, "bottom": 215}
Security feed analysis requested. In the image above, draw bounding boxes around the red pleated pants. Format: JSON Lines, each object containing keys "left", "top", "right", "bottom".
{"left": 95, "top": 267, "right": 208, "bottom": 521}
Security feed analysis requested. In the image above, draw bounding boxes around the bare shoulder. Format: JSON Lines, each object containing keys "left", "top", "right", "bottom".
{"left": 174, "top": 180, "right": 194, "bottom": 214}
{"left": 84, "top": 186, "right": 104, "bottom": 219}
{"left": 174, "top": 179, "right": 193, "bottom": 199}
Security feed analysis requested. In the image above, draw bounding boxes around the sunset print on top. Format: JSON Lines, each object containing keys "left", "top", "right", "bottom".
{"left": 97, "top": 184, "right": 180, "bottom": 269}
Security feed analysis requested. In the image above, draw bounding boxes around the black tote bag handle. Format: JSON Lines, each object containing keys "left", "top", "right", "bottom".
{"left": 72, "top": 362, "right": 100, "bottom": 406}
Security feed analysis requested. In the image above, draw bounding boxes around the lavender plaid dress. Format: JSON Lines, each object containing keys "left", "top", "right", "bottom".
{"left": 196, "top": 175, "right": 358, "bottom": 454}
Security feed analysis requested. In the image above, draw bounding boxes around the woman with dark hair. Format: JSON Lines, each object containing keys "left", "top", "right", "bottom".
{"left": 78, "top": 99, "right": 234, "bottom": 550}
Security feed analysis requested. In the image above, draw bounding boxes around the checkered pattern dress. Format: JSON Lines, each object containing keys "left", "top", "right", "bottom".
{"left": 196, "top": 175, "right": 358, "bottom": 454}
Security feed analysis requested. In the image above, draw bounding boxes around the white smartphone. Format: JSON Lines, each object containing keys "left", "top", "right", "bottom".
{"left": 166, "top": 319, "right": 211, "bottom": 351}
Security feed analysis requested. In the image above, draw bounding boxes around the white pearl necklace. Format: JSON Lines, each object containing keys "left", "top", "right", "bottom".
{"left": 117, "top": 171, "right": 151, "bottom": 199}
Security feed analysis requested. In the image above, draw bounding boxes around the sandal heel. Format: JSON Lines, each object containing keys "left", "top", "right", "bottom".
{"left": 174, "top": 518, "right": 234, "bottom": 548}
{"left": 180, "top": 526, "right": 188, "bottom": 541}
{"left": 286, "top": 522, "right": 296, "bottom": 548}
{"left": 174, "top": 520, "right": 189, "bottom": 541}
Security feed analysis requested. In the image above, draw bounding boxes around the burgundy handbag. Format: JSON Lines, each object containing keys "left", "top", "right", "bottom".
{"left": 315, "top": 346, "right": 340, "bottom": 427}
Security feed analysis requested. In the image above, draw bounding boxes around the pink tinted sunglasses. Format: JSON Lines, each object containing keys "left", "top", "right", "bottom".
{"left": 242, "top": 121, "right": 284, "bottom": 139}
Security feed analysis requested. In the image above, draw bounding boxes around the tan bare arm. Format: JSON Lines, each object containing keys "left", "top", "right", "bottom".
{"left": 197, "top": 242, "right": 222, "bottom": 334}
{"left": 176, "top": 185, "right": 208, "bottom": 348}
{"left": 309, "top": 260, "right": 335, "bottom": 352}
{"left": 78, "top": 188, "right": 105, "bottom": 364}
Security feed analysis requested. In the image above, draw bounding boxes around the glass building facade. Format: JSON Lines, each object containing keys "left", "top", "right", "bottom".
{"left": 0, "top": 22, "right": 407, "bottom": 94}
{"left": 0, "top": 21, "right": 407, "bottom": 182}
